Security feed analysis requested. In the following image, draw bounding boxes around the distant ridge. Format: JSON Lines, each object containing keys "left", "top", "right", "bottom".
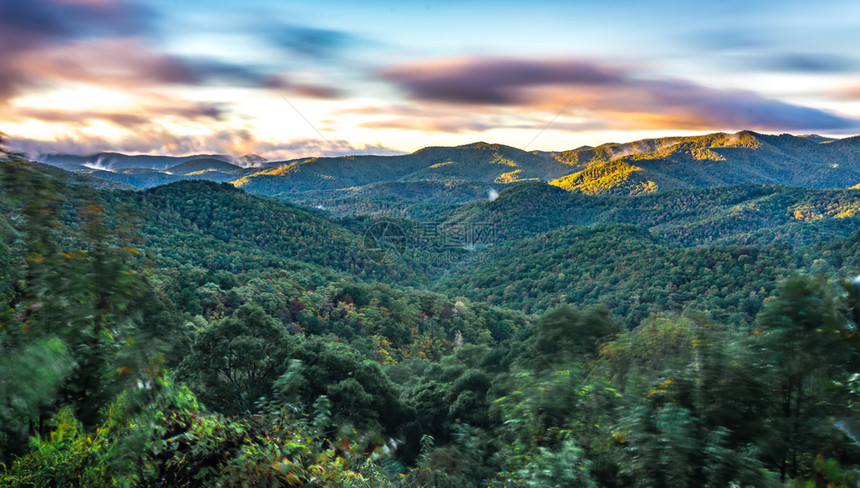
{"left": 167, "top": 158, "right": 243, "bottom": 175}
{"left": 233, "top": 142, "right": 572, "bottom": 195}
{"left": 39, "top": 152, "right": 231, "bottom": 171}
{"left": 32, "top": 131, "right": 860, "bottom": 197}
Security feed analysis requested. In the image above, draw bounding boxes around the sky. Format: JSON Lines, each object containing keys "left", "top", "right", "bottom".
{"left": 2, "top": 0, "right": 860, "bottom": 160}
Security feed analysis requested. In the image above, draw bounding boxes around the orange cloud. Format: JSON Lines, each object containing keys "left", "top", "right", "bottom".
{"left": 9, "top": 129, "right": 399, "bottom": 161}
{"left": 830, "top": 86, "right": 860, "bottom": 101}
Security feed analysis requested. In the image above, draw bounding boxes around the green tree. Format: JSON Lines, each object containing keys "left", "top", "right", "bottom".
{"left": 178, "top": 304, "right": 295, "bottom": 414}
{"left": 754, "top": 276, "right": 854, "bottom": 481}
{"left": 528, "top": 304, "right": 621, "bottom": 370}
{"left": 0, "top": 157, "right": 178, "bottom": 459}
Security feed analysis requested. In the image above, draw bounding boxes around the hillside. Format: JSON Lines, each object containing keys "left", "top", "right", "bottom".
{"left": 439, "top": 181, "right": 860, "bottom": 246}
{"left": 167, "top": 157, "right": 243, "bottom": 175}
{"left": 106, "top": 180, "right": 437, "bottom": 285}
{"left": 243, "top": 131, "right": 860, "bottom": 203}
{"left": 32, "top": 132, "right": 860, "bottom": 205}
{"left": 434, "top": 223, "right": 812, "bottom": 325}
{"left": 281, "top": 179, "right": 510, "bottom": 218}
{"left": 38, "top": 152, "right": 231, "bottom": 170}
{"left": 80, "top": 163, "right": 259, "bottom": 188}
{"left": 232, "top": 142, "right": 572, "bottom": 195}
{"left": 550, "top": 131, "right": 860, "bottom": 194}
{"left": 0, "top": 158, "right": 134, "bottom": 190}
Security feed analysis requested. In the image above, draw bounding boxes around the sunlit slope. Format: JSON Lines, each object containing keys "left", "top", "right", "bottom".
{"left": 550, "top": 131, "right": 860, "bottom": 194}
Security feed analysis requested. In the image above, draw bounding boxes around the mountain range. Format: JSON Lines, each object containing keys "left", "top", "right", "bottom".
{"left": 32, "top": 132, "right": 860, "bottom": 209}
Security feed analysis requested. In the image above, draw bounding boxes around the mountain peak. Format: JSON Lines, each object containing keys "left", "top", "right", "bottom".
{"left": 454, "top": 142, "right": 510, "bottom": 151}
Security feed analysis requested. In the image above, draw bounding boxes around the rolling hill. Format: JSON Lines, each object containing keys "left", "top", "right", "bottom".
{"left": 38, "top": 152, "right": 229, "bottom": 171}
{"left": 109, "top": 180, "right": 436, "bottom": 285}
{"left": 433, "top": 222, "right": 813, "bottom": 325}
{"left": 549, "top": 131, "right": 860, "bottom": 194}
{"left": 29, "top": 131, "right": 860, "bottom": 213}
{"left": 235, "top": 131, "right": 860, "bottom": 202}
{"left": 232, "top": 142, "right": 573, "bottom": 195}
{"left": 166, "top": 157, "right": 243, "bottom": 175}
{"left": 437, "top": 181, "right": 860, "bottom": 246}
{"left": 280, "top": 180, "right": 512, "bottom": 218}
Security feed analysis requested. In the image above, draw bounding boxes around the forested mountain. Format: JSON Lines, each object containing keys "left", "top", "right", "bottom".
{"left": 78, "top": 164, "right": 261, "bottom": 189}
{"left": 281, "top": 180, "right": 511, "bottom": 218}
{"left": 39, "top": 152, "right": 230, "bottom": 170}
{"left": 34, "top": 131, "right": 860, "bottom": 204}
{"left": 4, "top": 145, "right": 860, "bottom": 487}
{"left": 232, "top": 142, "right": 571, "bottom": 195}
{"left": 435, "top": 223, "right": 807, "bottom": 325}
{"left": 36, "top": 153, "right": 269, "bottom": 188}
{"left": 440, "top": 181, "right": 860, "bottom": 246}
{"left": 217, "top": 131, "right": 860, "bottom": 199}
{"left": 2, "top": 159, "right": 136, "bottom": 191}
{"left": 165, "top": 157, "right": 244, "bottom": 175}
{"left": 550, "top": 131, "right": 860, "bottom": 195}
{"left": 110, "top": 179, "right": 438, "bottom": 284}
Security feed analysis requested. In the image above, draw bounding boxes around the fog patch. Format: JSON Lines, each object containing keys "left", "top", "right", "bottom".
{"left": 82, "top": 155, "right": 113, "bottom": 172}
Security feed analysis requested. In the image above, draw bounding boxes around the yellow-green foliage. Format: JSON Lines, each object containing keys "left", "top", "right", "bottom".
{"left": 490, "top": 154, "right": 519, "bottom": 167}
{"left": 790, "top": 199, "right": 860, "bottom": 221}
{"left": 495, "top": 170, "right": 524, "bottom": 183}
{"left": 599, "top": 314, "right": 721, "bottom": 380}
{"left": 232, "top": 163, "right": 303, "bottom": 187}
{"left": 550, "top": 160, "right": 647, "bottom": 195}
{"left": 1, "top": 399, "right": 140, "bottom": 488}
{"left": 789, "top": 456, "right": 860, "bottom": 487}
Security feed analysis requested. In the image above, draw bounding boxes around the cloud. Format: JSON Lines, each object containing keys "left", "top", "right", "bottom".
{"left": 264, "top": 75, "right": 343, "bottom": 99}
{"left": 12, "top": 39, "right": 327, "bottom": 93}
{"left": 379, "top": 56, "right": 860, "bottom": 133}
{"left": 0, "top": 5, "right": 349, "bottom": 158}
{"left": 0, "top": 0, "right": 154, "bottom": 102}
{"left": 831, "top": 86, "right": 860, "bottom": 100}
{"left": 381, "top": 57, "right": 624, "bottom": 105}
{"left": 8, "top": 130, "right": 400, "bottom": 161}
{"left": 186, "top": 59, "right": 287, "bottom": 88}
{"left": 14, "top": 39, "right": 200, "bottom": 89}
{"left": 336, "top": 103, "right": 515, "bottom": 133}
{"left": 12, "top": 102, "right": 223, "bottom": 128}
{"left": 0, "top": 0, "right": 152, "bottom": 53}
{"left": 625, "top": 78, "right": 858, "bottom": 131}
{"left": 359, "top": 118, "right": 497, "bottom": 133}
{"left": 14, "top": 109, "right": 149, "bottom": 128}
{"left": 0, "top": 3, "right": 344, "bottom": 107}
